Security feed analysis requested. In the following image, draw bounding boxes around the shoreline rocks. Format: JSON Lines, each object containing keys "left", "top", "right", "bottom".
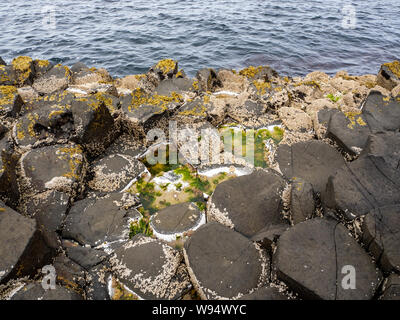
{"left": 0, "top": 55, "right": 399, "bottom": 300}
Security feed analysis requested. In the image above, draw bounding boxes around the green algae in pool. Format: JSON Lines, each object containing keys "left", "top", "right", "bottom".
{"left": 219, "top": 125, "right": 284, "bottom": 168}
{"left": 129, "top": 217, "right": 153, "bottom": 238}
{"left": 128, "top": 164, "right": 233, "bottom": 216}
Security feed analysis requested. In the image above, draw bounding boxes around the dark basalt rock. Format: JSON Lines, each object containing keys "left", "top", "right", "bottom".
{"left": 53, "top": 253, "right": 87, "bottom": 295}
{"left": 120, "top": 88, "right": 181, "bottom": 134}
{"left": 238, "top": 286, "right": 289, "bottom": 300}
{"left": 85, "top": 263, "right": 111, "bottom": 300}
{"left": 110, "top": 235, "right": 189, "bottom": 300}
{"left": 33, "top": 60, "right": 53, "bottom": 78}
{"left": 273, "top": 218, "right": 382, "bottom": 300}
{"left": 0, "top": 124, "right": 7, "bottom": 137}
{"left": 0, "top": 202, "right": 52, "bottom": 284}
{"left": 21, "top": 91, "right": 75, "bottom": 114}
{"left": 13, "top": 93, "right": 75, "bottom": 148}
{"left": 32, "top": 64, "right": 72, "bottom": 94}
{"left": 184, "top": 222, "right": 269, "bottom": 300}
{"left": 62, "top": 193, "right": 140, "bottom": 247}
{"left": 380, "top": 274, "right": 400, "bottom": 300}
{"left": 325, "top": 132, "right": 400, "bottom": 219}
{"left": 150, "top": 202, "right": 203, "bottom": 238}
{"left": 275, "top": 140, "right": 345, "bottom": 197}
{"left": 321, "top": 91, "right": 400, "bottom": 155}
{"left": 239, "top": 65, "right": 279, "bottom": 81}
{"left": 0, "top": 57, "right": 6, "bottom": 66}
{"left": 0, "top": 65, "right": 17, "bottom": 86}
{"left": 362, "top": 91, "right": 400, "bottom": 132}
{"left": 18, "top": 143, "right": 86, "bottom": 198}
{"left": 88, "top": 153, "right": 146, "bottom": 192}
{"left": 0, "top": 58, "right": 34, "bottom": 87}
{"left": 230, "top": 100, "right": 266, "bottom": 123}
{"left": 104, "top": 133, "right": 145, "bottom": 158}
{"left": 290, "top": 178, "right": 315, "bottom": 224}
{"left": 376, "top": 61, "right": 400, "bottom": 91}
{"left": 70, "top": 62, "right": 88, "bottom": 74}
{"left": 195, "top": 68, "right": 221, "bottom": 92}
{"left": 23, "top": 190, "right": 70, "bottom": 249}
{"left": 149, "top": 59, "right": 179, "bottom": 81}
{"left": 325, "top": 109, "right": 371, "bottom": 155}
{"left": 64, "top": 241, "right": 107, "bottom": 270}
{"left": 71, "top": 96, "right": 118, "bottom": 158}
{"left": 0, "top": 137, "right": 20, "bottom": 205}
{"left": 362, "top": 205, "right": 400, "bottom": 273}
{"left": 155, "top": 78, "right": 196, "bottom": 96}
{"left": 11, "top": 282, "right": 83, "bottom": 300}
{"left": 62, "top": 240, "right": 110, "bottom": 300}
{"left": 251, "top": 223, "right": 289, "bottom": 253}
{"left": 208, "top": 169, "right": 286, "bottom": 238}
{"left": 176, "top": 96, "right": 213, "bottom": 119}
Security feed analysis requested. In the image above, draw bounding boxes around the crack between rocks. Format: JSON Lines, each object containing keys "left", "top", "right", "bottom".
{"left": 370, "top": 157, "right": 400, "bottom": 189}
{"left": 346, "top": 162, "right": 377, "bottom": 210}
{"left": 333, "top": 221, "right": 340, "bottom": 301}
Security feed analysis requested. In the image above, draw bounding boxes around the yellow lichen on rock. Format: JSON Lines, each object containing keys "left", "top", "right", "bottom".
{"left": 95, "top": 92, "right": 116, "bottom": 113}
{"left": 27, "top": 113, "right": 39, "bottom": 137}
{"left": 155, "top": 59, "right": 177, "bottom": 74}
{"left": 345, "top": 111, "right": 366, "bottom": 129}
{"left": 11, "top": 56, "right": 33, "bottom": 84}
{"left": 294, "top": 80, "right": 321, "bottom": 90}
{"left": 0, "top": 65, "right": 11, "bottom": 83}
{"left": 57, "top": 145, "right": 83, "bottom": 180}
{"left": 36, "top": 60, "right": 50, "bottom": 68}
{"left": 252, "top": 80, "right": 271, "bottom": 95}
{"left": 192, "top": 80, "right": 199, "bottom": 91}
{"left": 383, "top": 60, "right": 400, "bottom": 78}
{"left": 239, "top": 66, "right": 263, "bottom": 79}
{"left": 128, "top": 88, "right": 182, "bottom": 113}
{"left": 0, "top": 85, "right": 17, "bottom": 106}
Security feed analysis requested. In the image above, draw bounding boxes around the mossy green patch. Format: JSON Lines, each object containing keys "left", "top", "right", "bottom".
{"left": 129, "top": 217, "right": 153, "bottom": 238}
{"left": 219, "top": 126, "right": 284, "bottom": 168}
{"left": 326, "top": 93, "right": 341, "bottom": 103}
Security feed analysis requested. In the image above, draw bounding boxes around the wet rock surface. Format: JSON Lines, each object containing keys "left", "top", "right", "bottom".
{"left": 1, "top": 57, "right": 400, "bottom": 300}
